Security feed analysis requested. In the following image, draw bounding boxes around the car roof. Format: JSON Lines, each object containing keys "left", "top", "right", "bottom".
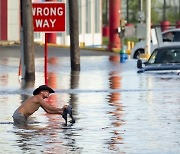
{"left": 162, "top": 28, "right": 180, "bottom": 34}
{"left": 154, "top": 42, "right": 180, "bottom": 50}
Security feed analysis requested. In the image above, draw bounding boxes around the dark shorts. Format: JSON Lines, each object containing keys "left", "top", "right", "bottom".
{"left": 12, "top": 109, "right": 27, "bottom": 126}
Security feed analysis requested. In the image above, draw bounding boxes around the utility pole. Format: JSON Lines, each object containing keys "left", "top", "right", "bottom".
{"left": 69, "top": 0, "right": 80, "bottom": 71}
{"left": 105, "top": 0, "right": 108, "bottom": 25}
{"left": 163, "top": 0, "right": 167, "bottom": 21}
{"left": 21, "top": 0, "right": 35, "bottom": 81}
{"left": 126, "top": 0, "right": 129, "bottom": 23}
{"left": 179, "top": 0, "right": 180, "bottom": 19}
{"left": 139, "top": 0, "right": 143, "bottom": 13}
{"left": 145, "top": 0, "right": 151, "bottom": 57}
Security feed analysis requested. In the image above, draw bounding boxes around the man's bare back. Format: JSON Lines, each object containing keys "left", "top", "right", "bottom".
{"left": 12, "top": 85, "right": 67, "bottom": 126}
{"left": 17, "top": 95, "right": 46, "bottom": 118}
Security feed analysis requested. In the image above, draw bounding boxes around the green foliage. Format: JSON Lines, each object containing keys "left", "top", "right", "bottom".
{"left": 151, "top": 0, "right": 162, "bottom": 24}
{"left": 128, "top": 0, "right": 162, "bottom": 24}
{"left": 102, "top": 0, "right": 180, "bottom": 25}
{"left": 102, "top": 0, "right": 180, "bottom": 46}
{"left": 167, "top": 9, "right": 179, "bottom": 23}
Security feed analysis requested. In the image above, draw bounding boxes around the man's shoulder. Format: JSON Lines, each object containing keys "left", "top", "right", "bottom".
{"left": 29, "top": 95, "right": 42, "bottom": 102}
{"left": 33, "top": 95, "right": 45, "bottom": 104}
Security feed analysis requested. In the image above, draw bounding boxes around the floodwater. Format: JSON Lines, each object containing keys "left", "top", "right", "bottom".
{"left": 0, "top": 48, "right": 180, "bottom": 154}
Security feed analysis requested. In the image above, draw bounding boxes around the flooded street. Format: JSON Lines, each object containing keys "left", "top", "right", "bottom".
{"left": 0, "top": 45, "right": 180, "bottom": 154}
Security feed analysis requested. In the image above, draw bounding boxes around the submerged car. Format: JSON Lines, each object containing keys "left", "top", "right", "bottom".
{"left": 131, "top": 28, "right": 180, "bottom": 59}
{"left": 137, "top": 44, "right": 180, "bottom": 73}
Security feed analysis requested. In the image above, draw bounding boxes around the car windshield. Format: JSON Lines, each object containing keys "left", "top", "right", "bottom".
{"left": 148, "top": 47, "right": 180, "bottom": 64}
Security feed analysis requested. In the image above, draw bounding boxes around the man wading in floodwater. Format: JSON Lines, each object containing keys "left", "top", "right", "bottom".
{"left": 12, "top": 85, "right": 75, "bottom": 126}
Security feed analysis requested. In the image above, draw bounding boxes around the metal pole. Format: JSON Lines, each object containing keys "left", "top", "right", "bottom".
{"left": 163, "top": 0, "right": 166, "bottom": 21}
{"left": 20, "top": 0, "right": 25, "bottom": 79}
{"left": 145, "top": 0, "right": 151, "bottom": 56}
{"left": 179, "top": 0, "right": 180, "bottom": 19}
{"left": 139, "top": 0, "right": 143, "bottom": 11}
{"left": 45, "top": 33, "right": 48, "bottom": 85}
{"left": 126, "top": 0, "right": 129, "bottom": 23}
{"left": 105, "top": 0, "right": 108, "bottom": 25}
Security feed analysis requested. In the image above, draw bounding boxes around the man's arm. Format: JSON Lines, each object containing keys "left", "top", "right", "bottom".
{"left": 41, "top": 104, "right": 63, "bottom": 114}
{"left": 37, "top": 96, "right": 65, "bottom": 114}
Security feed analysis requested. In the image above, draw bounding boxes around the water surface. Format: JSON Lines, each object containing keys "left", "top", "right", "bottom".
{"left": 0, "top": 52, "right": 180, "bottom": 154}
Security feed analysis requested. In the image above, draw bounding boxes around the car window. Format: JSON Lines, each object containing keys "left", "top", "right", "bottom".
{"left": 162, "top": 32, "right": 174, "bottom": 42}
{"left": 148, "top": 50, "right": 158, "bottom": 64}
{"left": 154, "top": 50, "right": 168, "bottom": 63}
{"left": 171, "top": 50, "right": 180, "bottom": 62}
{"left": 149, "top": 48, "right": 180, "bottom": 64}
{"left": 162, "top": 31, "right": 180, "bottom": 42}
{"left": 173, "top": 32, "right": 180, "bottom": 41}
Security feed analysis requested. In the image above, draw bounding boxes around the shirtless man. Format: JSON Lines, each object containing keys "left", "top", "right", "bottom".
{"left": 12, "top": 85, "right": 68, "bottom": 126}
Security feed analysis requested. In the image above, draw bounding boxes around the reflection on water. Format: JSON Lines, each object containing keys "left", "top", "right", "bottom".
{"left": 107, "top": 71, "right": 124, "bottom": 152}
{"left": 13, "top": 124, "right": 67, "bottom": 153}
{"left": 0, "top": 56, "right": 180, "bottom": 153}
{"left": 69, "top": 71, "right": 79, "bottom": 119}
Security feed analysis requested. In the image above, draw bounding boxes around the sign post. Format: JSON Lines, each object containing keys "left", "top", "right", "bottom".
{"left": 32, "top": 2, "right": 65, "bottom": 85}
{"left": 44, "top": 33, "right": 48, "bottom": 84}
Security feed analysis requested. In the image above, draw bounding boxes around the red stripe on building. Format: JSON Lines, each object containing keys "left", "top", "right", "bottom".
{"left": 0, "top": 0, "right": 8, "bottom": 40}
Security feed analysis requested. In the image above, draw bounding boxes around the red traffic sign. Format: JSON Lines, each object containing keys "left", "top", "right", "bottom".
{"left": 32, "top": 3, "right": 65, "bottom": 32}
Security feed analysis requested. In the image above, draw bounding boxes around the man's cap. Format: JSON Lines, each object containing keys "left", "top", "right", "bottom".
{"left": 33, "top": 85, "right": 55, "bottom": 95}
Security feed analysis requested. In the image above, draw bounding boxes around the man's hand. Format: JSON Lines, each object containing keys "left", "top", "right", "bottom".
{"left": 62, "top": 105, "right": 75, "bottom": 125}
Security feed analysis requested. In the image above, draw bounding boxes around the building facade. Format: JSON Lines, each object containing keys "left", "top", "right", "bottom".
{"left": 0, "top": 0, "right": 102, "bottom": 46}
{"left": 0, "top": 0, "right": 19, "bottom": 41}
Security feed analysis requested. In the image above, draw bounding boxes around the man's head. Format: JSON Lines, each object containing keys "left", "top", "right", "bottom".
{"left": 33, "top": 85, "right": 55, "bottom": 96}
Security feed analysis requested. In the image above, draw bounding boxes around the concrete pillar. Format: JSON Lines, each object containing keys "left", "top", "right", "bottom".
{"left": 108, "top": 0, "right": 121, "bottom": 52}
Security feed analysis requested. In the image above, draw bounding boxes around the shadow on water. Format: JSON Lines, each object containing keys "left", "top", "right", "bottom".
{"left": 69, "top": 71, "right": 79, "bottom": 118}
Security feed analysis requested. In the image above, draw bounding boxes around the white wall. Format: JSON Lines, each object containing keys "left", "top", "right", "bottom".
{"left": 8, "top": 0, "right": 20, "bottom": 41}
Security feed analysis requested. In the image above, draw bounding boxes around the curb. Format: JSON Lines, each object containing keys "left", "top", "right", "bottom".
{"left": 0, "top": 41, "right": 18, "bottom": 46}
{"left": 0, "top": 41, "right": 113, "bottom": 53}
{"left": 40, "top": 42, "right": 109, "bottom": 52}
